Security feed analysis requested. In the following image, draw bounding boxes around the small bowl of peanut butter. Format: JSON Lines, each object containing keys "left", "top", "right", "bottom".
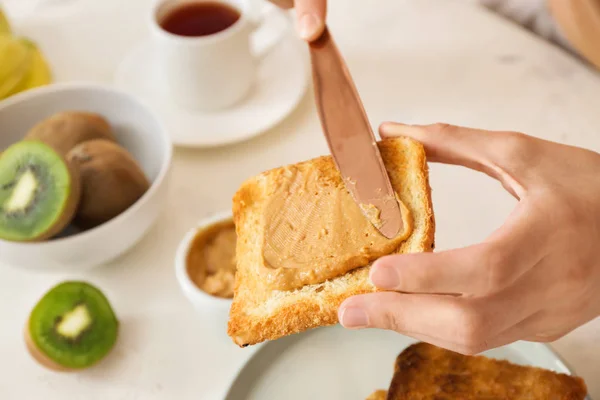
{"left": 175, "top": 210, "right": 237, "bottom": 311}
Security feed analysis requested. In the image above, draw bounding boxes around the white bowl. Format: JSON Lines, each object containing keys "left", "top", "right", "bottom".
{"left": 0, "top": 82, "right": 172, "bottom": 271}
{"left": 175, "top": 210, "right": 234, "bottom": 313}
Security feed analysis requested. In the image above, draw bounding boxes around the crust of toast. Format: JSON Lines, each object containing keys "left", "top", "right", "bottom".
{"left": 227, "top": 137, "right": 435, "bottom": 347}
{"left": 366, "top": 390, "right": 388, "bottom": 400}
{"left": 385, "top": 342, "right": 588, "bottom": 399}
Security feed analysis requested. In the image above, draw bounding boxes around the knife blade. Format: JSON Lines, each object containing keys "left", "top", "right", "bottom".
{"left": 309, "top": 27, "right": 403, "bottom": 239}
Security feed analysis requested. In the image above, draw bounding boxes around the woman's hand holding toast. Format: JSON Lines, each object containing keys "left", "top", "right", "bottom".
{"left": 339, "top": 122, "right": 600, "bottom": 355}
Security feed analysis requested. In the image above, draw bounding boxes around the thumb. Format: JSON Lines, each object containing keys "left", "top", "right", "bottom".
{"left": 380, "top": 122, "right": 531, "bottom": 197}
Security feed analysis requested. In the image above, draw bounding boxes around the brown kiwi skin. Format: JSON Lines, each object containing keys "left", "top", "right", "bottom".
{"left": 24, "top": 322, "right": 74, "bottom": 372}
{"left": 67, "top": 139, "right": 150, "bottom": 229}
{"left": 20, "top": 140, "right": 82, "bottom": 242}
{"left": 25, "top": 111, "right": 116, "bottom": 156}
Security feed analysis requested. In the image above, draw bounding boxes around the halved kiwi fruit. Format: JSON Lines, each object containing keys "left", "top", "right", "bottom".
{"left": 0, "top": 140, "right": 81, "bottom": 242}
{"left": 25, "top": 281, "right": 119, "bottom": 371}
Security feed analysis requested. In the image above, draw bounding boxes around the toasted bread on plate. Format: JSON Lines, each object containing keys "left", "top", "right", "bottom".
{"left": 365, "top": 390, "right": 388, "bottom": 400}
{"left": 381, "top": 342, "right": 587, "bottom": 399}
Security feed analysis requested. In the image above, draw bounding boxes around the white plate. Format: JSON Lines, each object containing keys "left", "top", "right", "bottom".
{"left": 223, "top": 325, "right": 591, "bottom": 400}
{"left": 113, "top": 12, "right": 309, "bottom": 149}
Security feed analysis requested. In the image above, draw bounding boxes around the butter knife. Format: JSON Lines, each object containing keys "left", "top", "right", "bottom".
{"left": 309, "top": 28, "right": 402, "bottom": 239}
{"left": 268, "top": 0, "right": 403, "bottom": 239}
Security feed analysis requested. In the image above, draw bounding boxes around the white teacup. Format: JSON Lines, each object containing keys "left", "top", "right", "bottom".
{"left": 149, "top": 0, "right": 289, "bottom": 112}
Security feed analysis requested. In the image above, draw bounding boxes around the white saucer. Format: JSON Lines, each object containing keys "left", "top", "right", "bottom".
{"left": 114, "top": 24, "right": 309, "bottom": 148}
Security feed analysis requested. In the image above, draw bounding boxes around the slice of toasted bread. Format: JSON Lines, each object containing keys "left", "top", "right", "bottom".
{"left": 366, "top": 390, "right": 388, "bottom": 400}
{"left": 227, "top": 137, "right": 435, "bottom": 346}
{"left": 384, "top": 342, "right": 588, "bottom": 399}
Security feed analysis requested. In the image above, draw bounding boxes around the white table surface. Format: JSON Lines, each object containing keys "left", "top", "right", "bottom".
{"left": 1, "top": 0, "right": 599, "bottom": 398}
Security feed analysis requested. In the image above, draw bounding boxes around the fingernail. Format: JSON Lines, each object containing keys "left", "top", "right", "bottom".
{"left": 370, "top": 263, "right": 400, "bottom": 289}
{"left": 298, "top": 13, "right": 320, "bottom": 41}
{"left": 339, "top": 307, "right": 369, "bottom": 328}
{"left": 380, "top": 122, "right": 408, "bottom": 137}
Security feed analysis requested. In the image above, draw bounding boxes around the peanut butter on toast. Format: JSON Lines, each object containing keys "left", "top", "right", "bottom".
{"left": 227, "top": 137, "right": 435, "bottom": 347}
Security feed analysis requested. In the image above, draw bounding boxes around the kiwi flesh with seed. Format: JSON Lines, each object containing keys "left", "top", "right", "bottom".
{"left": 25, "top": 281, "right": 119, "bottom": 371}
{"left": 0, "top": 140, "right": 81, "bottom": 242}
{"left": 25, "top": 111, "right": 116, "bottom": 156}
{"left": 67, "top": 139, "right": 150, "bottom": 228}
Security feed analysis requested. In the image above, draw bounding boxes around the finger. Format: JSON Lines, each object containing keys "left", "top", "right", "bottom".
{"left": 371, "top": 244, "right": 492, "bottom": 295}
{"left": 338, "top": 292, "right": 505, "bottom": 355}
{"left": 294, "top": 0, "right": 326, "bottom": 41}
{"left": 504, "top": 306, "right": 599, "bottom": 344}
{"left": 491, "top": 320, "right": 573, "bottom": 346}
{"left": 371, "top": 202, "right": 547, "bottom": 295}
{"left": 490, "top": 310, "right": 561, "bottom": 345}
{"left": 368, "top": 324, "right": 494, "bottom": 356}
{"left": 340, "top": 269, "right": 547, "bottom": 351}
{"left": 379, "top": 122, "right": 530, "bottom": 197}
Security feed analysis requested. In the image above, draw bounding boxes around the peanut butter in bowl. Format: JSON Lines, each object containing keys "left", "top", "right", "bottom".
{"left": 186, "top": 218, "right": 237, "bottom": 299}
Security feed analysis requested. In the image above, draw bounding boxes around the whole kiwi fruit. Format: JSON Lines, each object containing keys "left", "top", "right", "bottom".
{"left": 66, "top": 139, "right": 150, "bottom": 228}
{"left": 25, "top": 111, "right": 116, "bottom": 156}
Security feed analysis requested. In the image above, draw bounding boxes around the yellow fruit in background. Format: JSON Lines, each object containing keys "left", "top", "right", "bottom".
{"left": 0, "top": 8, "right": 53, "bottom": 100}
{"left": 0, "top": 35, "right": 31, "bottom": 99}
{"left": 0, "top": 8, "right": 11, "bottom": 35}
{"left": 6, "top": 39, "right": 52, "bottom": 96}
